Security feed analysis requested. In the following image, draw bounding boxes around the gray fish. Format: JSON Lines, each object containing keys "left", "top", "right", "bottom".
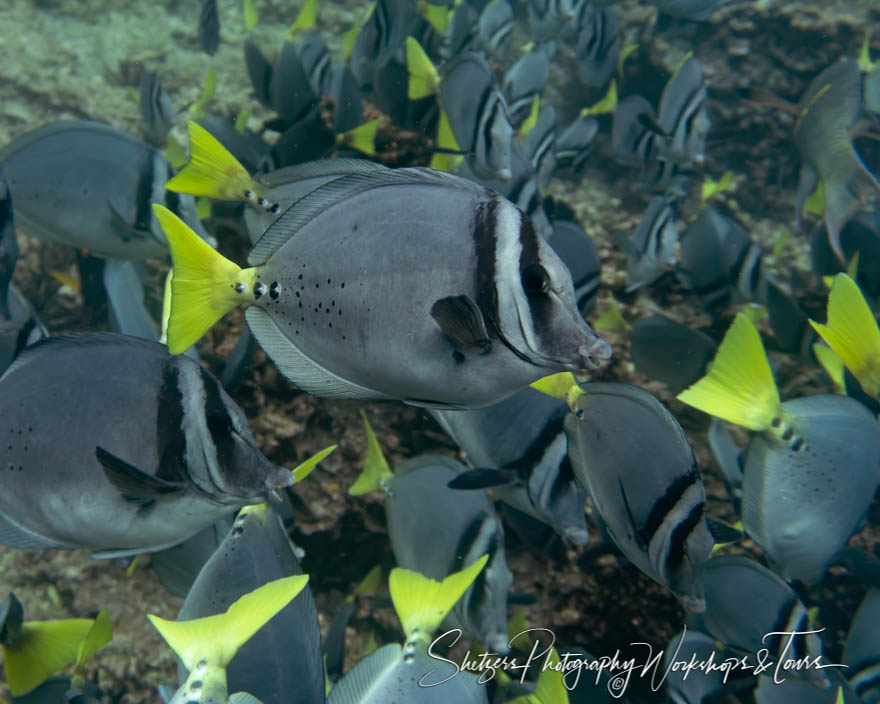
{"left": 843, "top": 588, "right": 880, "bottom": 702}
{"left": 573, "top": 7, "right": 621, "bottom": 88}
{"left": 385, "top": 456, "right": 513, "bottom": 653}
{"left": 139, "top": 70, "right": 174, "bottom": 147}
{"left": 477, "top": 0, "right": 514, "bottom": 63}
{"left": 707, "top": 418, "right": 743, "bottom": 497}
{"left": 447, "top": 0, "right": 479, "bottom": 58}
{"left": 754, "top": 676, "right": 847, "bottom": 704}
{"left": 439, "top": 51, "right": 515, "bottom": 182}
{"left": 565, "top": 382, "right": 715, "bottom": 612}
{"left": 502, "top": 45, "right": 552, "bottom": 127}
{"left": 529, "top": 0, "right": 579, "bottom": 43}
{"left": 612, "top": 196, "right": 679, "bottom": 292}
{"left": 299, "top": 32, "right": 333, "bottom": 97}
{"left": 612, "top": 95, "right": 664, "bottom": 168}
{"left": 554, "top": 114, "right": 599, "bottom": 177}
{"left": 150, "top": 517, "right": 232, "bottom": 598}
{"left": 657, "top": 56, "right": 710, "bottom": 167}
{"left": 742, "top": 394, "right": 880, "bottom": 585}
{"left": 0, "top": 120, "right": 208, "bottom": 259}
{"left": 103, "top": 258, "right": 159, "bottom": 341}
{"left": 764, "top": 275, "right": 811, "bottom": 355}
{"left": 245, "top": 35, "right": 273, "bottom": 108}
{"left": 429, "top": 385, "right": 590, "bottom": 546}
{"left": 653, "top": 0, "right": 734, "bottom": 19}
{"left": 548, "top": 215, "right": 601, "bottom": 316}
{"left": 698, "top": 555, "right": 828, "bottom": 687}
{"left": 811, "top": 210, "right": 880, "bottom": 304}
{"left": 627, "top": 315, "right": 717, "bottom": 393}
{"left": 164, "top": 162, "right": 610, "bottom": 408}
{"left": 351, "top": 0, "right": 417, "bottom": 88}
{"left": 0, "top": 333, "right": 293, "bottom": 557}
{"left": 269, "top": 42, "right": 319, "bottom": 124}
{"left": 0, "top": 176, "right": 17, "bottom": 317}
{"left": 327, "top": 61, "right": 364, "bottom": 134}
{"left": 525, "top": 104, "right": 557, "bottom": 188}
{"left": 198, "top": 0, "right": 220, "bottom": 56}
{"left": 663, "top": 630, "right": 727, "bottom": 704}
{"left": 177, "top": 504, "right": 324, "bottom": 704}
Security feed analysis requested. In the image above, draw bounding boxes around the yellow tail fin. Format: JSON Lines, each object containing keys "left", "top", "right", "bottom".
{"left": 287, "top": 0, "right": 317, "bottom": 38}
{"left": 810, "top": 273, "right": 880, "bottom": 398}
{"left": 243, "top": 0, "right": 259, "bottom": 31}
{"left": 338, "top": 119, "right": 380, "bottom": 155}
{"left": 530, "top": 372, "right": 586, "bottom": 416}
{"left": 677, "top": 313, "right": 782, "bottom": 431}
{"left": 1, "top": 619, "right": 93, "bottom": 696}
{"left": 349, "top": 411, "right": 394, "bottom": 495}
{"left": 148, "top": 574, "right": 309, "bottom": 670}
{"left": 509, "top": 648, "right": 569, "bottom": 704}
{"left": 812, "top": 343, "right": 846, "bottom": 394}
{"left": 152, "top": 205, "right": 255, "bottom": 354}
{"left": 165, "top": 121, "right": 259, "bottom": 202}
{"left": 293, "top": 445, "right": 337, "bottom": 482}
{"left": 389, "top": 554, "right": 489, "bottom": 641}
{"left": 521, "top": 95, "right": 541, "bottom": 135}
{"left": 417, "top": 0, "right": 452, "bottom": 33}
{"left": 580, "top": 79, "right": 618, "bottom": 117}
{"left": 430, "top": 109, "right": 463, "bottom": 173}
{"left": 406, "top": 37, "right": 439, "bottom": 100}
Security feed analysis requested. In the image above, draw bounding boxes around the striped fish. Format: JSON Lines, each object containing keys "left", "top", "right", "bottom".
{"left": 299, "top": 32, "right": 333, "bottom": 97}
{"left": 524, "top": 104, "right": 557, "bottom": 188}
{"left": 612, "top": 195, "right": 679, "bottom": 292}
{"left": 572, "top": 7, "right": 621, "bottom": 88}
{"left": 350, "top": 0, "right": 417, "bottom": 88}
{"left": 439, "top": 51, "right": 515, "bottom": 181}
{"left": 197, "top": 0, "right": 220, "bottom": 56}
{"left": 564, "top": 382, "right": 715, "bottom": 612}
{"left": 139, "top": 70, "right": 174, "bottom": 147}
{"left": 528, "top": 0, "right": 580, "bottom": 43}
{"left": 477, "top": 0, "right": 514, "bottom": 62}
{"left": 554, "top": 114, "right": 598, "bottom": 177}
{"left": 844, "top": 588, "right": 880, "bottom": 702}
{"left": 0, "top": 333, "right": 294, "bottom": 557}
{"left": 657, "top": 56, "right": 710, "bottom": 166}
{"left": 0, "top": 176, "right": 17, "bottom": 319}
{"left": 502, "top": 45, "right": 552, "bottom": 127}
{"left": 549, "top": 213, "right": 601, "bottom": 315}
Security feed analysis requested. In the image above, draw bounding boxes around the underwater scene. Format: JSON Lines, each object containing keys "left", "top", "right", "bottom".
{"left": 1, "top": 0, "right": 880, "bottom": 702}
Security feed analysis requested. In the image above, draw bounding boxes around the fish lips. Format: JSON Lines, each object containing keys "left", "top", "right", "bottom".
{"left": 578, "top": 336, "right": 612, "bottom": 371}
{"left": 262, "top": 462, "right": 297, "bottom": 503}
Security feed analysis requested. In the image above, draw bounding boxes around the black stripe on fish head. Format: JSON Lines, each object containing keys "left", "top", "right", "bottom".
{"left": 472, "top": 83, "right": 496, "bottom": 159}
{"left": 641, "top": 470, "right": 699, "bottom": 548}
{"left": 133, "top": 150, "right": 156, "bottom": 234}
{"left": 155, "top": 357, "right": 197, "bottom": 490}
{"left": 199, "top": 366, "right": 243, "bottom": 491}
{"left": 472, "top": 193, "right": 500, "bottom": 340}
{"left": 767, "top": 597, "right": 800, "bottom": 656}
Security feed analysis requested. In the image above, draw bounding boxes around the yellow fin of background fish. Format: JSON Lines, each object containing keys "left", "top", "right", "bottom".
{"left": 520, "top": 95, "right": 541, "bottom": 136}
{"left": 349, "top": 411, "right": 394, "bottom": 495}
{"left": 234, "top": 107, "right": 254, "bottom": 133}
{"left": 344, "top": 3, "right": 373, "bottom": 61}
{"left": 431, "top": 109, "right": 463, "bottom": 173}
{"left": 160, "top": 269, "right": 173, "bottom": 344}
{"left": 196, "top": 197, "right": 212, "bottom": 221}
{"left": 337, "top": 119, "right": 379, "bottom": 155}
{"left": 73, "top": 610, "right": 111, "bottom": 676}
{"left": 1, "top": 619, "right": 93, "bottom": 696}
{"left": 507, "top": 608, "right": 531, "bottom": 649}
{"left": 125, "top": 554, "right": 141, "bottom": 578}
{"left": 810, "top": 273, "right": 880, "bottom": 398}
{"left": 677, "top": 313, "right": 781, "bottom": 431}
{"left": 165, "top": 133, "right": 188, "bottom": 170}
{"left": 803, "top": 180, "right": 826, "bottom": 217}
{"left": 509, "top": 648, "right": 569, "bottom": 704}
{"left": 580, "top": 79, "right": 617, "bottom": 117}
{"left": 293, "top": 445, "right": 337, "bottom": 482}
{"left": 406, "top": 37, "right": 439, "bottom": 100}
{"left": 530, "top": 372, "right": 586, "bottom": 415}
{"left": 353, "top": 565, "right": 383, "bottom": 597}
{"left": 48, "top": 269, "right": 80, "bottom": 292}
{"left": 617, "top": 43, "right": 638, "bottom": 80}
{"left": 860, "top": 33, "right": 877, "bottom": 73}
{"left": 739, "top": 303, "right": 766, "bottom": 326}
{"left": 813, "top": 343, "right": 847, "bottom": 394}
{"left": 672, "top": 51, "right": 694, "bottom": 80}
{"left": 153, "top": 205, "right": 255, "bottom": 354}
{"left": 243, "top": 0, "right": 259, "bottom": 31}
{"left": 593, "top": 300, "right": 630, "bottom": 333}
{"left": 191, "top": 65, "right": 217, "bottom": 119}
{"left": 701, "top": 171, "right": 735, "bottom": 201}
{"left": 389, "top": 554, "right": 489, "bottom": 641}
{"left": 417, "top": 0, "right": 452, "bottom": 33}
{"left": 287, "top": 0, "right": 317, "bottom": 39}
{"left": 166, "top": 121, "right": 258, "bottom": 201}
{"left": 148, "top": 575, "right": 309, "bottom": 670}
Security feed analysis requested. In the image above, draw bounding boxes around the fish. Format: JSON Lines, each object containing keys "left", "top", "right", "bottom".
{"left": 150, "top": 517, "right": 233, "bottom": 599}
{"left": 528, "top": 0, "right": 579, "bottom": 43}
{"left": 612, "top": 196, "right": 679, "bottom": 292}
{"left": 350, "top": 0, "right": 417, "bottom": 89}
{"left": 102, "top": 258, "right": 160, "bottom": 341}
{"left": 753, "top": 676, "right": 851, "bottom": 704}
{"left": 0, "top": 594, "right": 111, "bottom": 698}
{"left": 627, "top": 314, "right": 718, "bottom": 393}
{"left": 811, "top": 210, "right": 880, "bottom": 304}
{"left": 198, "top": 0, "right": 220, "bottom": 56}
{"left": 697, "top": 555, "right": 828, "bottom": 688}
{"left": 662, "top": 630, "right": 728, "bottom": 704}
{"left": 554, "top": 114, "right": 599, "bottom": 178}
{"left": 0, "top": 120, "right": 209, "bottom": 259}
{"left": 176, "top": 504, "right": 325, "bottom": 704}
{"left": 565, "top": 382, "right": 716, "bottom": 612}
{"left": 429, "top": 385, "right": 590, "bottom": 546}
{"left": 351, "top": 416, "right": 513, "bottom": 652}
{"left": 139, "top": 70, "right": 175, "bottom": 147}
{"left": 502, "top": 45, "right": 551, "bottom": 127}
{"left": 244, "top": 35, "right": 273, "bottom": 108}
{"left": 843, "top": 587, "right": 880, "bottom": 702}
{"left": 160, "top": 130, "right": 610, "bottom": 409}
{"left": 707, "top": 418, "right": 744, "bottom": 500}
{"left": 447, "top": 0, "right": 480, "bottom": 58}
{"left": 656, "top": 56, "right": 710, "bottom": 167}
{"left": 653, "top": 0, "right": 735, "bottom": 19}
{"left": 793, "top": 59, "right": 880, "bottom": 262}
{"left": 269, "top": 42, "right": 319, "bottom": 125}
{"left": 477, "top": 0, "right": 514, "bottom": 63}
{"left": 572, "top": 7, "right": 621, "bottom": 89}
{"left": 0, "top": 333, "right": 297, "bottom": 557}
{"left": 0, "top": 175, "right": 18, "bottom": 319}
{"left": 299, "top": 32, "right": 333, "bottom": 97}
{"left": 196, "top": 115, "right": 272, "bottom": 174}
{"left": 548, "top": 213, "right": 601, "bottom": 316}
{"left": 151, "top": 576, "right": 310, "bottom": 704}
{"left": 524, "top": 104, "right": 557, "bottom": 188}
{"left": 327, "top": 560, "right": 490, "bottom": 704}
{"left": 327, "top": 60, "right": 365, "bottom": 134}
{"left": 679, "top": 313, "right": 880, "bottom": 584}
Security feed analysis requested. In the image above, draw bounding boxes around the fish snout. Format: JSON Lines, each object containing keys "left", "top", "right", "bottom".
{"left": 680, "top": 594, "right": 706, "bottom": 614}
{"left": 563, "top": 525, "right": 590, "bottom": 547}
{"left": 578, "top": 337, "right": 612, "bottom": 371}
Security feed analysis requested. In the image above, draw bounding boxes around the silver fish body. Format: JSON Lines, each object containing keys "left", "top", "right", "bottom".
{"left": 843, "top": 588, "right": 880, "bottom": 703}
{"left": 528, "top": 0, "right": 579, "bottom": 43}
{"left": 0, "top": 120, "right": 208, "bottom": 259}
{"left": 299, "top": 33, "right": 333, "bottom": 97}
{"left": 524, "top": 105, "right": 557, "bottom": 188}
{"left": 430, "top": 385, "right": 590, "bottom": 546}
{"left": 177, "top": 505, "right": 324, "bottom": 704}
{"left": 502, "top": 45, "right": 552, "bottom": 127}
{"left": 384, "top": 455, "right": 513, "bottom": 653}
{"left": 565, "top": 382, "right": 714, "bottom": 612}
{"left": 103, "top": 258, "right": 159, "bottom": 341}
{"left": 554, "top": 115, "right": 599, "bottom": 177}
{"left": 573, "top": 7, "right": 621, "bottom": 88}
{"left": 478, "top": 0, "right": 513, "bottom": 62}
{"left": 0, "top": 333, "right": 292, "bottom": 556}
{"left": 613, "top": 196, "right": 679, "bottom": 292}
{"left": 663, "top": 630, "right": 727, "bottom": 704}
{"left": 139, "top": 70, "right": 175, "bottom": 147}
{"left": 351, "top": 0, "right": 417, "bottom": 88}
{"left": 242, "top": 166, "right": 609, "bottom": 408}
{"left": 439, "top": 52, "right": 515, "bottom": 182}
{"left": 742, "top": 394, "right": 880, "bottom": 585}
{"left": 657, "top": 56, "right": 710, "bottom": 167}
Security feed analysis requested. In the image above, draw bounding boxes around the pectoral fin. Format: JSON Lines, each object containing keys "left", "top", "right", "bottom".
{"left": 95, "top": 447, "right": 186, "bottom": 505}
{"left": 430, "top": 295, "right": 491, "bottom": 353}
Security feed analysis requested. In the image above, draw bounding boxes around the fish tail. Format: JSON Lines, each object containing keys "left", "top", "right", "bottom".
{"left": 338, "top": 119, "right": 380, "bottom": 155}
{"left": 811, "top": 342, "right": 847, "bottom": 395}
{"left": 513, "top": 647, "right": 568, "bottom": 704}
{"left": 152, "top": 205, "right": 255, "bottom": 355}
{"left": 823, "top": 150, "right": 880, "bottom": 262}
{"left": 1, "top": 619, "right": 94, "bottom": 696}
{"left": 292, "top": 444, "right": 337, "bottom": 482}
{"left": 530, "top": 372, "right": 586, "bottom": 415}
{"left": 430, "top": 109, "right": 463, "bottom": 173}
{"left": 287, "top": 0, "right": 316, "bottom": 37}
{"left": 349, "top": 411, "right": 394, "bottom": 495}
{"left": 810, "top": 273, "right": 880, "bottom": 398}
{"left": 389, "top": 554, "right": 489, "bottom": 642}
{"left": 405, "top": 37, "right": 439, "bottom": 100}
{"left": 677, "top": 313, "right": 782, "bottom": 431}
{"left": 165, "top": 120, "right": 260, "bottom": 201}
{"left": 147, "top": 575, "right": 309, "bottom": 672}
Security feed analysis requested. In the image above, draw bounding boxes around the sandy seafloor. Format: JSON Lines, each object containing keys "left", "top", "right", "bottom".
{"left": 1, "top": 0, "right": 880, "bottom": 702}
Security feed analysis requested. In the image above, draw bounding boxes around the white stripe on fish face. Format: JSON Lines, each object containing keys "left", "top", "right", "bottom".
{"left": 493, "top": 198, "right": 535, "bottom": 353}
{"left": 647, "top": 480, "right": 705, "bottom": 582}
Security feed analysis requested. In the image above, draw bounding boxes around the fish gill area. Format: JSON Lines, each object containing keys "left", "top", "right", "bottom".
{"left": 0, "top": 0, "right": 879, "bottom": 702}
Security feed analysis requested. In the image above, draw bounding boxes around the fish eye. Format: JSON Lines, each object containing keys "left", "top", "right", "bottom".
{"left": 522, "top": 264, "right": 550, "bottom": 297}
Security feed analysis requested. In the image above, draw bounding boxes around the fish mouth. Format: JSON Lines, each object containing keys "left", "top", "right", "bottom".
{"left": 680, "top": 594, "right": 706, "bottom": 614}
{"left": 578, "top": 337, "right": 612, "bottom": 371}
